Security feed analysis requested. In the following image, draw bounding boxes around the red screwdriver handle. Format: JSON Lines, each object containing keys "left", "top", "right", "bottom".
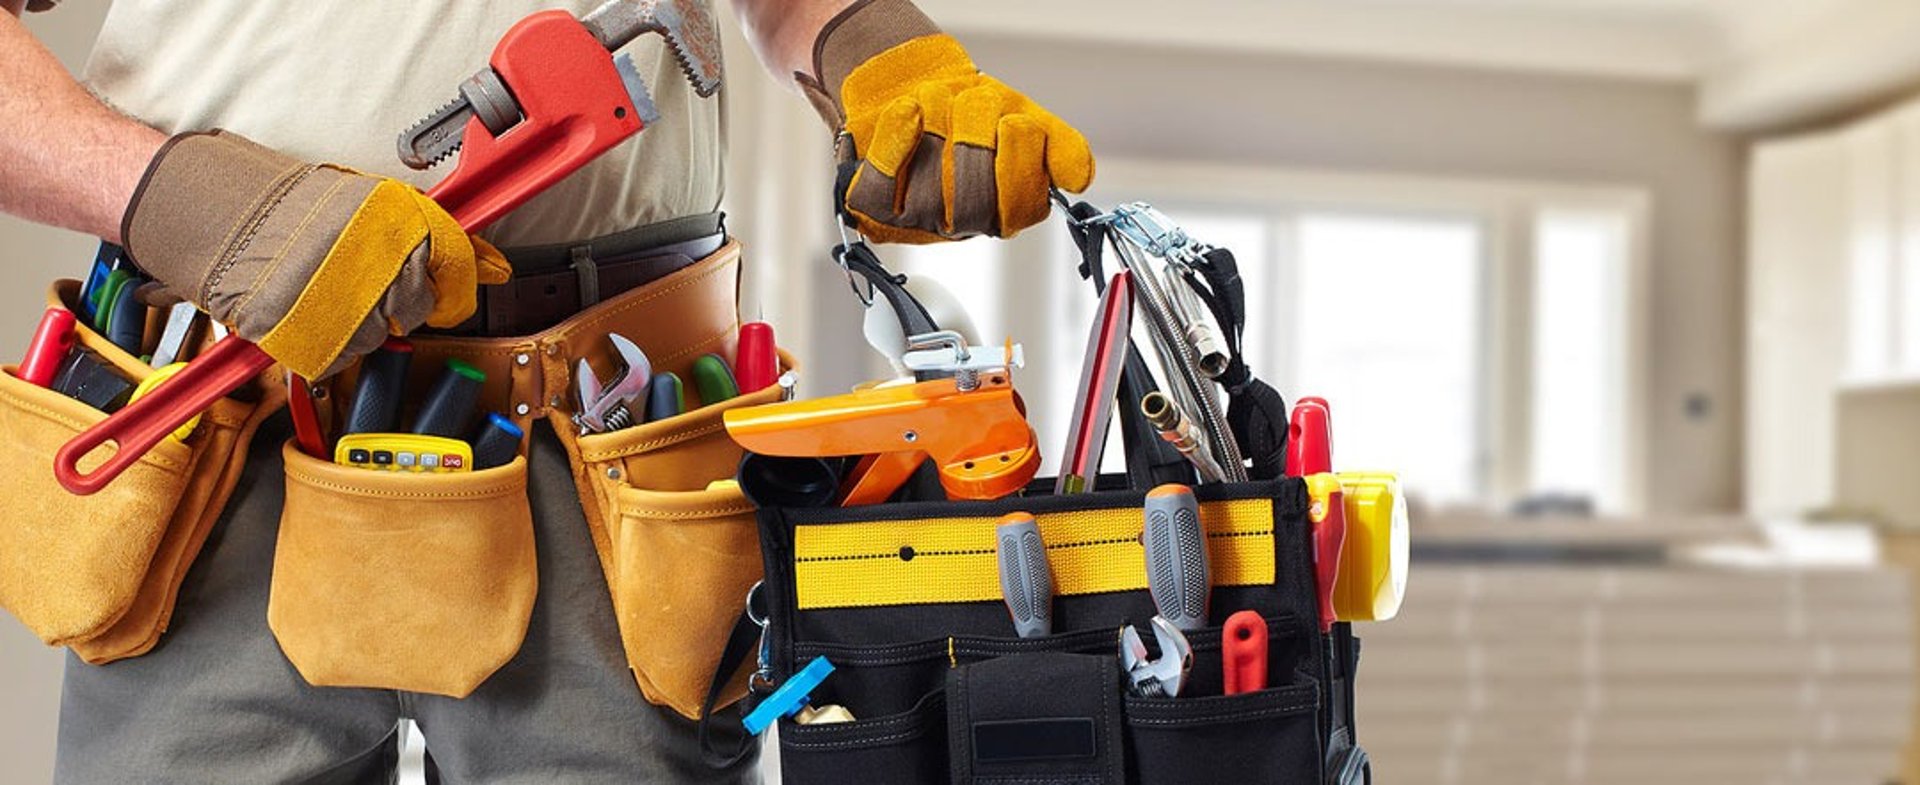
{"left": 55, "top": 338, "right": 273, "bottom": 494}
{"left": 1222, "top": 610, "right": 1268, "bottom": 696}
{"left": 53, "top": 10, "right": 646, "bottom": 495}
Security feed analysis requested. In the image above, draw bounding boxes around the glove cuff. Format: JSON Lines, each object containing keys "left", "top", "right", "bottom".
{"left": 121, "top": 130, "right": 309, "bottom": 308}
{"left": 798, "top": 0, "right": 942, "bottom": 127}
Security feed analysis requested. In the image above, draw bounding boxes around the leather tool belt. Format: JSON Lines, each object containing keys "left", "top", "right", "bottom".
{"left": 0, "top": 236, "right": 790, "bottom": 718}
{"left": 441, "top": 211, "right": 727, "bottom": 337}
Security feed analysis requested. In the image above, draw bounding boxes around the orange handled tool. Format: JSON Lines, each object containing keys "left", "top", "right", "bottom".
{"left": 724, "top": 374, "right": 1041, "bottom": 505}
{"left": 54, "top": 6, "right": 683, "bottom": 495}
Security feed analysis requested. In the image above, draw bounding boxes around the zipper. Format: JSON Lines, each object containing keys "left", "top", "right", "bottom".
{"left": 202, "top": 163, "right": 321, "bottom": 303}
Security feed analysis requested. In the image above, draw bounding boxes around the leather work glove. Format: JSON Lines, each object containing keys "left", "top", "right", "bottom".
{"left": 797, "top": 0, "right": 1094, "bottom": 244}
{"left": 122, "top": 130, "right": 510, "bottom": 378}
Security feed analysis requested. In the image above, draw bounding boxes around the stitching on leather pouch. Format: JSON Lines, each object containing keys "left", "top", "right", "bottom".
{"left": 578, "top": 415, "right": 728, "bottom": 461}
{"left": 619, "top": 503, "right": 755, "bottom": 520}
{"left": 286, "top": 468, "right": 526, "bottom": 500}
{"left": 1, "top": 389, "right": 190, "bottom": 473}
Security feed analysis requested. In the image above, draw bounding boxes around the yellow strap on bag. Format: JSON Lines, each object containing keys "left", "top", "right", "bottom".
{"left": 792, "top": 497, "right": 1277, "bottom": 610}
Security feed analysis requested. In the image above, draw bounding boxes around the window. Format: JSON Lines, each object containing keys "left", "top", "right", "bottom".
{"left": 1291, "top": 212, "right": 1484, "bottom": 506}
{"left": 1531, "top": 210, "right": 1629, "bottom": 511}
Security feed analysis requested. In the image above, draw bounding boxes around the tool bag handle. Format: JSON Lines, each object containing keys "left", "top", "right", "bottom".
{"left": 1059, "top": 194, "right": 1288, "bottom": 482}
{"left": 697, "top": 609, "right": 764, "bottom": 770}
{"left": 832, "top": 240, "right": 943, "bottom": 339}
{"left": 1183, "top": 245, "right": 1287, "bottom": 481}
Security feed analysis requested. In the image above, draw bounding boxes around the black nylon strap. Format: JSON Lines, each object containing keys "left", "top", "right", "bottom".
{"left": 834, "top": 241, "right": 943, "bottom": 338}
{"left": 697, "top": 611, "right": 764, "bottom": 770}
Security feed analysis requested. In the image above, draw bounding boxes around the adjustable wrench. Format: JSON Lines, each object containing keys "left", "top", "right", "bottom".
{"left": 573, "top": 333, "right": 652, "bottom": 434}
{"left": 57, "top": 0, "right": 723, "bottom": 495}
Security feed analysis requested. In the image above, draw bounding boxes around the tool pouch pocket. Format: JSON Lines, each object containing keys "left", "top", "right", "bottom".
{"left": 563, "top": 366, "right": 789, "bottom": 720}
{"left": 751, "top": 478, "right": 1343, "bottom": 784}
{"left": 0, "top": 282, "right": 275, "bottom": 660}
{"left": 269, "top": 443, "right": 536, "bottom": 698}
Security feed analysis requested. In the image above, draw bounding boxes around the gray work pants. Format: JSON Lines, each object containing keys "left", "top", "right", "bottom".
{"left": 53, "top": 415, "right": 760, "bottom": 784}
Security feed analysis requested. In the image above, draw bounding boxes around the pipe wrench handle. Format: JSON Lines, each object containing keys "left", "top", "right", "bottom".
{"left": 55, "top": 337, "right": 273, "bottom": 495}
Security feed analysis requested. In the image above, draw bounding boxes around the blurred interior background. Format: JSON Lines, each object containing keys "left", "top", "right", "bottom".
{"left": 5, "top": 1, "right": 1920, "bottom": 783}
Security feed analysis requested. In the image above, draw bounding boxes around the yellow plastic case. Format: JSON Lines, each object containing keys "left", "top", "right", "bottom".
{"left": 1333, "top": 471, "right": 1409, "bottom": 622}
{"left": 333, "top": 433, "right": 473, "bottom": 473}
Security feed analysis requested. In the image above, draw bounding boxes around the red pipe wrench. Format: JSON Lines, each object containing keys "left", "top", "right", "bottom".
{"left": 55, "top": 4, "right": 706, "bottom": 494}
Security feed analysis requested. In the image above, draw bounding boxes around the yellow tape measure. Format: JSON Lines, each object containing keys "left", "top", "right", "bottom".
{"left": 1333, "top": 471, "right": 1409, "bottom": 622}
{"left": 128, "top": 363, "right": 200, "bottom": 442}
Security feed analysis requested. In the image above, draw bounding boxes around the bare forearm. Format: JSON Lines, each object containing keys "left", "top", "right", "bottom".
{"left": 0, "top": 11, "right": 164, "bottom": 242}
{"left": 731, "top": 0, "right": 858, "bottom": 85}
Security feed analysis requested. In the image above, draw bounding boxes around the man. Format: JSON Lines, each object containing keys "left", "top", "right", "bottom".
{"left": 0, "top": 0, "right": 1092, "bottom": 782}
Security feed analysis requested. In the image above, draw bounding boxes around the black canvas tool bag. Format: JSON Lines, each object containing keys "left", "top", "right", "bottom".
{"left": 734, "top": 476, "right": 1370, "bottom": 784}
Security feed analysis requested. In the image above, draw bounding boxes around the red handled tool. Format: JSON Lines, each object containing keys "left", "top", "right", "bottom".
{"left": 56, "top": 0, "right": 721, "bottom": 494}
{"left": 1284, "top": 396, "right": 1332, "bottom": 477}
{"left": 1222, "top": 610, "right": 1268, "bottom": 696}
{"left": 1289, "top": 396, "right": 1345, "bottom": 632}
{"left": 736, "top": 321, "right": 780, "bottom": 395}
{"left": 19, "top": 308, "right": 76, "bottom": 388}
{"left": 1056, "top": 271, "right": 1132, "bottom": 494}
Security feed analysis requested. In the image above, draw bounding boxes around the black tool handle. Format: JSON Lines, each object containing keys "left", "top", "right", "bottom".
{"left": 413, "top": 359, "right": 484, "bottom": 438}
{"left": 469, "top": 412, "right": 524, "bottom": 470}
{"left": 345, "top": 340, "right": 413, "bottom": 434}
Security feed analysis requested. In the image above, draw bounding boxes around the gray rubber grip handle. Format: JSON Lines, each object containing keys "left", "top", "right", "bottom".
{"left": 996, "top": 513, "right": 1053, "bottom": 639}
{"left": 1145, "top": 484, "right": 1210, "bottom": 631}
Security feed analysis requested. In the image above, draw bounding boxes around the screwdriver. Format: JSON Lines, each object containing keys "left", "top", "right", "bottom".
{"left": 995, "top": 512, "right": 1053, "bottom": 638}
{"left": 690, "top": 353, "right": 738, "bottom": 407}
{"left": 344, "top": 339, "right": 414, "bottom": 434}
{"left": 736, "top": 321, "right": 779, "bottom": 395}
{"left": 1144, "top": 483, "right": 1210, "bottom": 631}
{"left": 414, "top": 359, "right": 485, "bottom": 438}
{"left": 644, "top": 371, "right": 684, "bottom": 422}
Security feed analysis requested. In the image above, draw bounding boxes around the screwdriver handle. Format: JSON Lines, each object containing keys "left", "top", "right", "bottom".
{"left": 1222, "top": 610, "right": 1268, "bottom": 696}
{"left": 995, "top": 512, "right": 1053, "bottom": 639}
{"left": 344, "top": 339, "right": 414, "bottom": 434}
{"left": 1144, "top": 483, "right": 1210, "bottom": 631}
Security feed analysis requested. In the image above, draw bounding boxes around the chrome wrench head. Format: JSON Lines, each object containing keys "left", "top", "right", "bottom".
{"left": 573, "top": 333, "right": 652, "bottom": 433}
{"left": 1119, "top": 615, "right": 1193, "bottom": 698}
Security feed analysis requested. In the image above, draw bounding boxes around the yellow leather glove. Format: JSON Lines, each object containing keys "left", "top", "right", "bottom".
{"left": 798, "top": 0, "right": 1094, "bottom": 244}
{"left": 122, "top": 131, "right": 510, "bottom": 378}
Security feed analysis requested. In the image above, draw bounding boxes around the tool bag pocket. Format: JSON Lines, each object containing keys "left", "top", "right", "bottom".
{"left": 751, "top": 478, "right": 1336, "bottom": 784}
{"left": 0, "top": 282, "right": 276, "bottom": 659}
{"left": 561, "top": 364, "right": 790, "bottom": 720}
{"left": 269, "top": 442, "right": 535, "bottom": 698}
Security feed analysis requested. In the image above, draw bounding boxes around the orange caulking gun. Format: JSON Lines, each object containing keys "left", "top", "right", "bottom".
{"left": 56, "top": 0, "right": 723, "bottom": 494}
{"left": 725, "top": 332, "right": 1041, "bottom": 506}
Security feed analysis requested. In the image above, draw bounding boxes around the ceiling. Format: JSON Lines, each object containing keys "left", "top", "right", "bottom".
{"left": 921, "top": 0, "right": 1913, "bottom": 130}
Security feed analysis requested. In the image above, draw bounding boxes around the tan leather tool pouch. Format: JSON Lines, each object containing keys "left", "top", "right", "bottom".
{"left": 0, "top": 281, "right": 279, "bottom": 661}
{"left": 263, "top": 239, "right": 775, "bottom": 708}
{"left": 541, "top": 240, "right": 788, "bottom": 720}
{"left": 269, "top": 442, "right": 535, "bottom": 698}
{"left": 405, "top": 238, "right": 777, "bottom": 718}
{"left": 562, "top": 359, "right": 789, "bottom": 721}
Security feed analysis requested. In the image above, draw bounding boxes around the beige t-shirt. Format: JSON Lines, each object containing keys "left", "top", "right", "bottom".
{"left": 80, "top": 1, "right": 726, "bottom": 249}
